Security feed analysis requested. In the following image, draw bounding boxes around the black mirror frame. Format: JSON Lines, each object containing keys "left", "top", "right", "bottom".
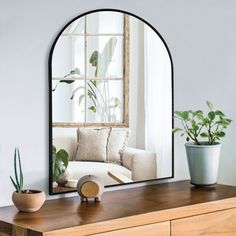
{"left": 48, "top": 8, "right": 174, "bottom": 195}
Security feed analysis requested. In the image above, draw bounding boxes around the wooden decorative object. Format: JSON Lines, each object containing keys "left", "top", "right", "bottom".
{"left": 2, "top": 181, "right": 236, "bottom": 235}
{"left": 77, "top": 175, "right": 104, "bottom": 202}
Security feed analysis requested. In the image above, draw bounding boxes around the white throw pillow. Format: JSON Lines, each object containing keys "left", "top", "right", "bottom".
{"left": 76, "top": 128, "right": 110, "bottom": 162}
{"left": 107, "top": 128, "right": 131, "bottom": 164}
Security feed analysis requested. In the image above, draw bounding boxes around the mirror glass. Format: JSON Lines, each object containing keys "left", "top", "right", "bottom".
{"left": 49, "top": 10, "right": 173, "bottom": 194}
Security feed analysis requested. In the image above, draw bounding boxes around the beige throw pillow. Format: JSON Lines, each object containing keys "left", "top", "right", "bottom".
{"left": 76, "top": 128, "right": 110, "bottom": 162}
{"left": 107, "top": 128, "right": 131, "bottom": 164}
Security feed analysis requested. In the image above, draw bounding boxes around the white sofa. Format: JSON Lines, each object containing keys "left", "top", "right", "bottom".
{"left": 54, "top": 130, "right": 157, "bottom": 186}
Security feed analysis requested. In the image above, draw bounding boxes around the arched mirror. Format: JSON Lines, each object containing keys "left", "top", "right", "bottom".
{"left": 49, "top": 9, "right": 173, "bottom": 195}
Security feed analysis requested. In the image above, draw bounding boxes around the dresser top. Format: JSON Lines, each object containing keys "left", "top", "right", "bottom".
{"left": 1, "top": 180, "right": 236, "bottom": 234}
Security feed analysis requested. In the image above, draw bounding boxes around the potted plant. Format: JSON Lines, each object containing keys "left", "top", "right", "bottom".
{"left": 10, "top": 148, "right": 45, "bottom": 212}
{"left": 52, "top": 145, "right": 69, "bottom": 187}
{"left": 173, "top": 101, "right": 232, "bottom": 186}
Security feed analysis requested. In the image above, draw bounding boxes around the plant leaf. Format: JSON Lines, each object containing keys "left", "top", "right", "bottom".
{"left": 215, "top": 131, "right": 225, "bottom": 138}
{"left": 70, "top": 86, "right": 85, "bottom": 100}
{"left": 14, "top": 148, "right": 20, "bottom": 190}
{"left": 206, "top": 100, "right": 214, "bottom": 110}
{"left": 17, "top": 148, "right": 23, "bottom": 192}
{"left": 208, "top": 111, "right": 216, "bottom": 120}
{"left": 193, "top": 110, "right": 203, "bottom": 119}
{"left": 53, "top": 145, "right": 56, "bottom": 153}
{"left": 174, "top": 111, "right": 189, "bottom": 120}
{"left": 59, "top": 80, "right": 75, "bottom": 84}
{"left": 10, "top": 176, "right": 19, "bottom": 192}
{"left": 215, "top": 110, "right": 225, "bottom": 117}
{"left": 52, "top": 149, "right": 69, "bottom": 182}
{"left": 88, "top": 106, "right": 96, "bottom": 113}
{"left": 78, "top": 94, "right": 85, "bottom": 105}
{"left": 172, "top": 128, "right": 183, "bottom": 133}
{"left": 200, "top": 132, "right": 209, "bottom": 137}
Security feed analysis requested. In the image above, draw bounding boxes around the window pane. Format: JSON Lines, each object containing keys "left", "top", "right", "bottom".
{"left": 85, "top": 80, "right": 123, "bottom": 123}
{"left": 72, "top": 36, "right": 85, "bottom": 77}
{"left": 52, "top": 80, "right": 85, "bottom": 123}
{"left": 52, "top": 37, "right": 73, "bottom": 77}
{"left": 86, "top": 12, "right": 124, "bottom": 34}
{"left": 62, "top": 17, "right": 85, "bottom": 34}
{"left": 52, "top": 36, "right": 85, "bottom": 78}
{"left": 86, "top": 36, "right": 123, "bottom": 78}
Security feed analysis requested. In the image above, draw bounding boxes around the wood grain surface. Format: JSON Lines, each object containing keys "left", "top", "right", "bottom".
{"left": 1, "top": 181, "right": 236, "bottom": 235}
{"left": 93, "top": 221, "right": 170, "bottom": 236}
{"left": 172, "top": 208, "right": 236, "bottom": 236}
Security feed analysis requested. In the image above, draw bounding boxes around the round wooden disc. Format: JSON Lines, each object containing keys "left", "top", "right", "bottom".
{"left": 80, "top": 181, "right": 99, "bottom": 198}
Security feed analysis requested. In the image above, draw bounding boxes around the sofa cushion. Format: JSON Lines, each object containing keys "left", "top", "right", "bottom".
{"left": 107, "top": 128, "right": 130, "bottom": 164}
{"left": 76, "top": 128, "right": 110, "bottom": 162}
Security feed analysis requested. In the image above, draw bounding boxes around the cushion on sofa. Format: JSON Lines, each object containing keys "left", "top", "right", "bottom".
{"left": 107, "top": 128, "right": 130, "bottom": 164}
{"left": 75, "top": 128, "right": 110, "bottom": 162}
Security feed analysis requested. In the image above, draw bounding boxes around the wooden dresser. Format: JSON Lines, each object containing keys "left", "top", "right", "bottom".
{"left": 1, "top": 180, "right": 236, "bottom": 236}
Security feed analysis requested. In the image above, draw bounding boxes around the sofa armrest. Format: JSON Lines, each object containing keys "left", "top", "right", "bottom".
{"left": 122, "top": 147, "right": 156, "bottom": 181}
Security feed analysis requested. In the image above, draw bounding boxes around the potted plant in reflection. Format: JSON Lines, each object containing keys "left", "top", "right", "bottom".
{"left": 52, "top": 145, "right": 69, "bottom": 187}
{"left": 173, "top": 101, "right": 232, "bottom": 186}
{"left": 52, "top": 37, "right": 121, "bottom": 123}
{"left": 10, "top": 148, "right": 45, "bottom": 212}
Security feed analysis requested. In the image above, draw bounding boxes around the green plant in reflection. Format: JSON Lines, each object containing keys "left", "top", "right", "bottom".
{"left": 52, "top": 37, "right": 121, "bottom": 122}
{"left": 52, "top": 145, "right": 68, "bottom": 182}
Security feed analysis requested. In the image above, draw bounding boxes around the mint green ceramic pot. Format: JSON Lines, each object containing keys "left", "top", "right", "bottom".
{"left": 185, "top": 142, "right": 221, "bottom": 186}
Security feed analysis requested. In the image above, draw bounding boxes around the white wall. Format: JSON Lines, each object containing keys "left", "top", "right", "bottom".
{"left": 1, "top": 0, "right": 236, "bottom": 207}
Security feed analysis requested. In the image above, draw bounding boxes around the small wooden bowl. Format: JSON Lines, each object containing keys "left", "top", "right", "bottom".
{"left": 12, "top": 190, "right": 45, "bottom": 213}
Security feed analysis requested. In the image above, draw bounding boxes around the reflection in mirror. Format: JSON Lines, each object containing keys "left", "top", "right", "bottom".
{"left": 50, "top": 10, "right": 173, "bottom": 194}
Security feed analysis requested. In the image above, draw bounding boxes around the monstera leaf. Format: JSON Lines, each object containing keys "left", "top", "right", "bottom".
{"left": 89, "top": 37, "right": 117, "bottom": 77}
{"left": 52, "top": 145, "right": 69, "bottom": 182}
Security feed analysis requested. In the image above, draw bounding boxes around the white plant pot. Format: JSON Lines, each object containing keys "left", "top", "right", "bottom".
{"left": 185, "top": 142, "right": 221, "bottom": 186}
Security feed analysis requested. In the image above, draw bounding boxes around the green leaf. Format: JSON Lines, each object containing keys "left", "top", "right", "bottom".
{"left": 88, "top": 106, "right": 96, "bottom": 113}
{"left": 225, "top": 118, "right": 232, "bottom": 124}
{"left": 14, "top": 148, "right": 20, "bottom": 190}
{"left": 206, "top": 100, "right": 214, "bottom": 110}
{"left": 78, "top": 94, "right": 85, "bottom": 105}
{"left": 10, "top": 176, "right": 19, "bottom": 192}
{"left": 52, "top": 149, "right": 69, "bottom": 182}
{"left": 202, "top": 118, "right": 211, "bottom": 125}
{"left": 17, "top": 148, "right": 23, "bottom": 192}
{"left": 175, "top": 111, "right": 189, "bottom": 120}
{"left": 172, "top": 128, "right": 183, "bottom": 133}
{"left": 192, "top": 124, "right": 199, "bottom": 131}
{"left": 193, "top": 110, "right": 203, "bottom": 118}
{"left": 91, "top": 80, "right": 97, "bottom": 87}
{"left": 52, "top": 145, "right": 56, "bottom": 153}
{"left": 89, "top": 51, "right": 98, "bottom": 67}
{"left": 215, "top": 131, "right": 225, "bottom": 138}
{"left": 59, "top": 80, "right": 75, "bottom": 84}
{"left": 215, "top": 110, "right": 225, "bottom": 117}
{"left": 70, "top": 86, "right": 85, "bottom": 100}
{"left": 208, "top": 111, "right": 216, "bottom": 120}
{"left": 182, "top": 111, "right": 189, "bottom": 120}
{"left": 200, "top": 132, "right": 209, "bottom": 137}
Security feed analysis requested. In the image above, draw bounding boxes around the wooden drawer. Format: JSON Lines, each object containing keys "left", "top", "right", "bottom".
{"left": 93, "top": 221, "right": 170, "bottom": 236}
{"left": 172, "top": 208, "right": 236, "bottom": 236}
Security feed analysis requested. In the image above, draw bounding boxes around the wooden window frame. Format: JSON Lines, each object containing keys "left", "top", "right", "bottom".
{"left": 52, "top": 14, "right": 130, "bottom": 128}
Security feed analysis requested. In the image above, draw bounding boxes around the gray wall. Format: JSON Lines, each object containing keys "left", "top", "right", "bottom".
{"left": 1, "top": 0, "right": 236, "bottom": 207}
